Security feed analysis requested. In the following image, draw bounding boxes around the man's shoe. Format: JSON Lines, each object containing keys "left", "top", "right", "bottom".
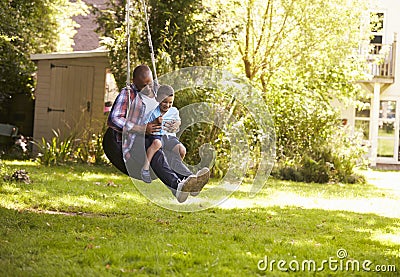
{"left": 175, "top": 175, "right": 197, "bottom": 203}
{"left": 190, "top": 167, "right": 210, "bottom": 196}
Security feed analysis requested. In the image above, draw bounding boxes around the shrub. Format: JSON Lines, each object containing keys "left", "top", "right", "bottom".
{"left": 75, "top": 131, "right": 107, "bottom": 165}
{"left": 33, "top": 130, "right": 76, "bottom": 166}
{"left": 272, "top": 127, "right": 367, "bottom": 184}
{"left": 34, "top": 129, "right": 109, "bottom": 166}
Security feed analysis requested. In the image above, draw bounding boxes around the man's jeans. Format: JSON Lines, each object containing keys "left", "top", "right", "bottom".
{"left": 103, "top": 127, "right": 192, "bottom": 191}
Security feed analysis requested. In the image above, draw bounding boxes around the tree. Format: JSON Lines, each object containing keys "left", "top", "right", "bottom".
{"left": 92, "top": 0, "right": 142, "bottom": 89}
{"left": 93, "top": 0, "right": 235, "bottom": 89}
{"left": 144, "top": 0, "right": 234, "bottom": 73}
{"left": 0, "top": 0, "right": 88, "bottom": 109}
{"left": 94, "top": 0, "right": 370, "bottom": 182}
{"left": 231, "top": 0, "right": 370, "bottom": 182}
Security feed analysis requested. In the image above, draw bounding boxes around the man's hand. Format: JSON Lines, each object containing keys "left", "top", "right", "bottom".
{"left": 146, "top": 117, "right": 162, "bottom": 134}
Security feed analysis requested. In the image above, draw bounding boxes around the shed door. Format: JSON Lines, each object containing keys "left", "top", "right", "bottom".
{"left": 49, "top": 64, "right": 94, "bottom": 136}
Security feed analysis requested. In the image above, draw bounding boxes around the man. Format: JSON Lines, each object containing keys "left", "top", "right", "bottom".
{"left": 103, "top": 65, "right": 209, "bottom": 203}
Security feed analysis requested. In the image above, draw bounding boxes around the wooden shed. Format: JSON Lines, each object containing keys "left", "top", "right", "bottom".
{"left": 30, "top": 50, "right": 109, "bottom": 141}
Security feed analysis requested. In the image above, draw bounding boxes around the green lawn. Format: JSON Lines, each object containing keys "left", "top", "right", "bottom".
{"left": 0, "top": 160, "right": 399, "bottom": 276}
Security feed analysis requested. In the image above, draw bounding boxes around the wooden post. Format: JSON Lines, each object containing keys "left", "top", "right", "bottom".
{"left": 392, "top": 32, "right": 397, "bottom": 79}
{"left": 370, "top": 83, "right": 381, "bottom": 167}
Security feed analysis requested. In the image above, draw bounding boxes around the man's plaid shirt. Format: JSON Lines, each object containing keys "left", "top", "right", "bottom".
{"left": 107, "top": 85, "right": 146, "bottom": 161}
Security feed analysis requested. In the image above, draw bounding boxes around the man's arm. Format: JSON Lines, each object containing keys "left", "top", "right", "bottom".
{"left": 110, "top": 88, "right": 161, "bottom": 134}
{"left": 108, "top": 89, "right": 129, "bottom": 131}
{"left": 127, "top": 119, "right": 162, "bottom": 134}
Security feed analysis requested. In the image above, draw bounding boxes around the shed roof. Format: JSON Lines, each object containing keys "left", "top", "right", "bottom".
{"left": 30, "top": 49, "right": 108, "bottom": 61}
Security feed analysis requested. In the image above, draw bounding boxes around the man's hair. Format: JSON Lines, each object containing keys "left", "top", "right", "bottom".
{"left": 132, "top": 64, "right": 151, "bottom": 79}
{"left": 156, "top": 85, "right": 174, "bottom": 102}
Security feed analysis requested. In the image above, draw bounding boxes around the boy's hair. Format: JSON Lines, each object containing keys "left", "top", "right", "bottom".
{"left": 156, "top": 85, "right": 174, "bottom": 102}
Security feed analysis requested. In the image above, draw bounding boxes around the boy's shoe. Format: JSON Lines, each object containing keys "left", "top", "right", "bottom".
{"left": 141, "top": 168, "right": 152, "bottom": 183}
{"left": 190, "top": 167, "right": 210, "bottom": 196}
{"left": 176, "top": 175, "right": 197, "bottom": 203}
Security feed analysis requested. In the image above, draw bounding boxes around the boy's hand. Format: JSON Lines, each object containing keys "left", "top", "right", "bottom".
{"left": 164, "top": 119, "right": 180, "bottom": 133}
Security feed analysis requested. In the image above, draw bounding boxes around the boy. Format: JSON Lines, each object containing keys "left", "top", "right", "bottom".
{"left": 141, "top": 85, "right": 186, "bottom": 183}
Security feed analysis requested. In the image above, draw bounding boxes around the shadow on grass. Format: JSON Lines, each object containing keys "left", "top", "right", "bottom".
{"left": 0, "top": 161, "right": 399, "bottom": 275}
{"left": 0, "top": 204, "right": 399, "bottom": 276}
{"left": 0, "top": 160, "right": 400, "bottom": 276}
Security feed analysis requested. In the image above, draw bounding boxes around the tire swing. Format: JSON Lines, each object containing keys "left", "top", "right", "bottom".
{"left": 102, "top": 0, "right": 158, "bottom": 177}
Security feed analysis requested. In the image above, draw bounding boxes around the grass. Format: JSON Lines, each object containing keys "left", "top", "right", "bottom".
{"left": 0, "top": 160, "right": 399, "bottom": 276}
{"left": 377, "top": 128, "right": 396, "bottom": 157}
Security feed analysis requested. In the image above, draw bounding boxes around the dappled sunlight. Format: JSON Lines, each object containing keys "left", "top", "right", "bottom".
{"left": 218, "top": 191, "right": 400, "bottom": 218}
{"left": 219, "top": 181, "right": 240, "bottom": 192}
{"left": 44, "top": 194, "right": 117, "bottom": 213}
{"left": 372, "top": 233, "right": 400, "bottom": 247}
{"left": 116, "top": 192, "right": 148, "bottom": 204}
{"left": 129, "top": 180, "right": 241, "bottom": 211}
{"left": 219, "top": 198, "right": 262, "bottom": 209}
{"left": 79, "top": 172, "right": 126, "bottom": 182}
{"left": 0, "top": 186, "right": 51, "bottom": 211}
{"left": 0, "top": 184, "right": 21, "bottom": 194}
{"left": 362, "top": 170, "right": 400, "bottom": 192}
{"left": 214, "top": 171, "right": 400, "bottom": 218}
{"left": 365, "top": 218, "right": 377, "bottom": 226}
{"left": 275, "top": 238, "right": 322, "bottom": 249}
{"left": 3, "top": 160, "right": 39, "bottom": 167}
{"left": 0, "top": 203, "right": 398, "bottom": 276}
{"left": 57, "top": 195, "right": 99, "bottom": 206}
{"left": 369, "top": 223, "right": 400, "bottom": 248}
{"left": 0, "top": 198, "right": 25, "bottom": 210}
{"left": 1, "top": 161, "right": 400, "bottom": 220}
{"left": 0, "top": 184, "right": 113, "bottom": 213}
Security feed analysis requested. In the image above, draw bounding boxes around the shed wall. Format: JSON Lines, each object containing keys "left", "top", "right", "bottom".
{"left": 33, "top": 56, "right": 108, "bottom": 141}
